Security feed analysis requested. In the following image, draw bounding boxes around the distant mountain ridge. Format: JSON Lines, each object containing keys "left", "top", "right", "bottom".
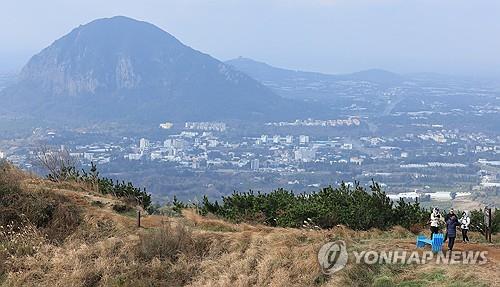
{"left": 224, "top": 57, "right": 409, "bottom": 104}
{"left": 1, "top": 16, "right": 311, "bottom": 124}
{"left": 225, "top": 57, "right": 335, "bottom": 82}
{"left": 225, "top": 57, "right": 405, "bottom": 86}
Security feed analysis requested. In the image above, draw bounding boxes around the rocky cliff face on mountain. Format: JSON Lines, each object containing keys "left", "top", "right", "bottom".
{"left": 1, "top": 16, "right": 308, "bottom": 124}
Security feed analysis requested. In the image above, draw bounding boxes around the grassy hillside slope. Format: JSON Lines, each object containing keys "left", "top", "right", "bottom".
{"left": 0, "top": 163, "right": 498, "bottom": 286}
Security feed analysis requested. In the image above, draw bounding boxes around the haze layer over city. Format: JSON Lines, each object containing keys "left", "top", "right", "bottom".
{"left": 1, "top": 0, "right": 499, "bottom": 210}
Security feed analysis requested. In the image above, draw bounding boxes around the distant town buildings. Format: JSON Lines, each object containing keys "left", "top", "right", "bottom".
{"left": 250, "top": 159, "right": 260, "bottom": 170}
{"left": 139, "top": 138, "right": 150, "bottom": 151}
{"left": 83, "top": 152, "right": 94, "bottom": 161}
{"left": 418, "top": 132, "right": 447, "bottom": 143}
{"left": 350, "top": 157, "right": 364, "bottom": 165}
{"left": 159, "top": 122, "right": 174, "bottom": 129}
{"left": 260, "top": 135, "right": 268, "bottom": 144}
{"left": 272, "top": 135, "right": 280, "bottom": 144}
{"left": 265, "top": 117, "right": 361, "bottom": 127}
{"left": 299, "top": 135, "right": 310, "bottom": 145}
{"left": 189, "top": 159, "right": 198, "bottom": 169}
{"left": 2, "top": 112, "right": 499, "bottom": 199}
{"left": 185, "top": 122, "right": 226, "bottom": 132}
{"left": 127, "top": 153, "right": 142, "bottom": 160}
{"left": 294, "top": 147, "right": 316, "bottom": 162}
{"left": 341, "top": 143, "right": 353, "bottom": 150}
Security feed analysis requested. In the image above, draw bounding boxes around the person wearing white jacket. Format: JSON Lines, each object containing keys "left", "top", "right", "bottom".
{"left": 429, "top": 207, "right": 442, "bottom": 239}
{"left": 460, "top": 211, "right": 471, "bottom": 243}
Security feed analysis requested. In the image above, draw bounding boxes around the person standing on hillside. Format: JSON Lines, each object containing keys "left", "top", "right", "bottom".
{"left": 429, "top": 207, "right": 442, "bottom": 239}
{"left": 444, "top": 208, "right": 455, "bottom": 242}
{"left": 444, "top": 208, "right": 455, "bottom": 222}
{"left": 446, "top": 215, "right": 461, "bottom": 251}
{"left": 460, "top": 211, "right": 471, "bottom": 243}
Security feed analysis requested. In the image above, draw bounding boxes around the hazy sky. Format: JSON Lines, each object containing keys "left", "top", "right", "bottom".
{"left": 1, "top": 0, "right": 500, "bottom": 77}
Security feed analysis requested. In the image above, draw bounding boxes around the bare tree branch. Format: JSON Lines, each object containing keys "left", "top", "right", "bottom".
{"left": 34, "top": 145, "right": 77, "bottom": 182}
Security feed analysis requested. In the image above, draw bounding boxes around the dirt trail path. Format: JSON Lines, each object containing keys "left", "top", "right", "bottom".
{"left": 401, "top": 240, "right": 499, "bottom": 260}
{"left": 389, "top": 239, "right": 500, "bottom": 281}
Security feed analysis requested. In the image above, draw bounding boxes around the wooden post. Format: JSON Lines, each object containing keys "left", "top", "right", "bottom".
{"left": 137, "top": 210, "right": 141, "bottom": 228}
{"left": 488, "top": 208, "right": 492, "bottom": 243}
{"left": 484, "top": 207, "right": 489, "bottom": 242}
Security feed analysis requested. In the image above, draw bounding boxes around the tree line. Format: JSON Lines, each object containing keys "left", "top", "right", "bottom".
{"left": 32, "top": 148, "right": 498, "bottom": 232}
{"left": 167, "top": 182, "right": 499, "bottom": 233}
{"left": 169, "top": 181, "right": 428, "bottom": 230}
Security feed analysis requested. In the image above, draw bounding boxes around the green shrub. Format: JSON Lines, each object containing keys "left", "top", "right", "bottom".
{"left": 197, "top": 181, "right": 428, "bottom": 230}
{"left": 461, "top": 209, "right": 498, "bottom": 234}
{"left": 97, "top": 177, "right": 151, "bottom": 209}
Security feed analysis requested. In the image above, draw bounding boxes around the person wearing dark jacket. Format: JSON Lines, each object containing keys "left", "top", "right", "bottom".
{"left": 446, "top": 215, "right": 461, "bottom": 251}
{"left": 444, "top": 208, "right": 455, "bottom": 242}
{"left": 444, "top": 208, "right": 455, "bottom": 222}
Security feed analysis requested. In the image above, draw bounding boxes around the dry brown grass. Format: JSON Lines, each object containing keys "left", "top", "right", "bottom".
{"left": 2, "top": 209, "right": 498, "bottom": 287}
{"left": 0, "top": 188, "right": 82, "bottom": 244}
{"left": 0, "top": 161, "right": 32, "bottom": 185}
{"left": 182, "top": 209, "right": 271, "bottom": 233}
{"left": 0, "top": 164, "right": 498, "bottom": 286}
